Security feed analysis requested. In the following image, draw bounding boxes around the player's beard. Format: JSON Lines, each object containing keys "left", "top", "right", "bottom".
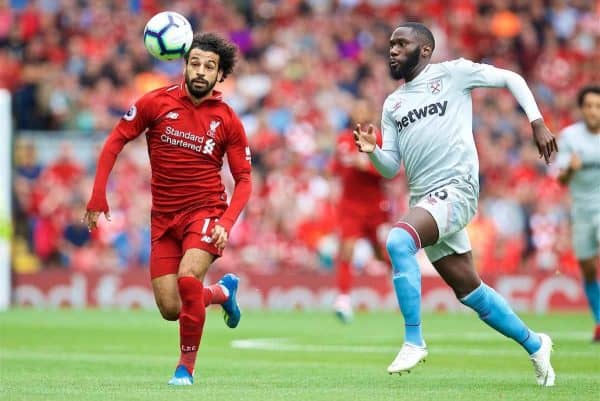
{"left": 389, "top": 46, "right": 421, "bottom": 80}
{"left": 185, "top": 74, "right": 218, "bottom": 99}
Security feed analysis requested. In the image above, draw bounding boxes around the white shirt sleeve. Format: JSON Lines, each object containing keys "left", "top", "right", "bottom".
{"left": 369, "top": 105, "right": 401, "bottom": 178}
{"left": 449, "top": 58, "right": 543, "bottom": 123}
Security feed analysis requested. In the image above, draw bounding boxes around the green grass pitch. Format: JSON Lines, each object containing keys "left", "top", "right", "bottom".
{"left": 1, "top": 309, "right": 598, "bottom": 401}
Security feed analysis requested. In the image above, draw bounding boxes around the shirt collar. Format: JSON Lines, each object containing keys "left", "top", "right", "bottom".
{"left": 405, "top": 64, "right": 431, "bottom": 86}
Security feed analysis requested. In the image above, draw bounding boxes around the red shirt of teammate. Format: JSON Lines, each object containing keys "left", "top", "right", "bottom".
{"left": 332, "top": 129, "right": 388, "bottom": 238}
{"left": 330, "top": 111, "right": 389, "bottom": 322}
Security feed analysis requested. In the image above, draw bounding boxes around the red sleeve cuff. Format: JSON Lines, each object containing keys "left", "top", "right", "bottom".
{"left": 217, "top": 217, "right": 234, "bottom": 233}
{"left": 86, "top": 193, "right": 109, "bottom": 212}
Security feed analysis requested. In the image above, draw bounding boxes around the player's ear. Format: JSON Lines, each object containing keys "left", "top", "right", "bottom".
{"left": 217, "top": 70, "right": 224, "bottom": 83}
{"left": 421, "top": 45, "right": 432, "bottom": 58}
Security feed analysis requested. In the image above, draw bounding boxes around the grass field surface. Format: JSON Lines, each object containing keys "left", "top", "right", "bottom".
{"left": 1, "top": 309, "right": 598, "bottom": 401}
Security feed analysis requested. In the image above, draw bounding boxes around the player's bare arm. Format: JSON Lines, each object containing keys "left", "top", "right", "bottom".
{"left": 531, "top": 118, "right": 558, "bottom": 164}
{"left": 353, "top": 123, "right": 377, "bottom": 153}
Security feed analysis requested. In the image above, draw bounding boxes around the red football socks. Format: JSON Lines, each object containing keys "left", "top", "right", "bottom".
{"left": 203, "top": 283, "right": 229, "bottom": 306}
{"left": 336, "top": 260, "right": 352, "bottom": 294}
{"left": 177, "top": 276, "right": 206, "bottom": 375}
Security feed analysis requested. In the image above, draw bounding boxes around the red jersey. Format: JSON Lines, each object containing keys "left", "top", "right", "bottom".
{"left": 331, "top": 129, "right": 387, "bottom": 213}
{"left": 87, "top": 83, "right": 252, "bottom": 232}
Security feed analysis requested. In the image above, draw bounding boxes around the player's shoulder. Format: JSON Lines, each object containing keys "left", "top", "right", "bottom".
{"left": 147, "top": 84, "right": 180, "bottom": 98}
{"left": 436, "top": 57, "right": 479, "bottom": 74}
{"left": 560, "top": 121, "right": 586, "bottom": 138}
{"left": 217, "top": 98, "right": 243, "bottom": 125}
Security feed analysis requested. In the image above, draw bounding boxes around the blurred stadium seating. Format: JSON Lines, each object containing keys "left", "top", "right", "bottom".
{"left": 5, "top": 0, "right": 600, "bottom": 279}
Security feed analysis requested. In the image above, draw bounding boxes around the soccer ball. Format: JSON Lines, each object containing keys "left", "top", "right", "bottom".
{"left": 143, "top": 11, "right": 194, "bottom": 61}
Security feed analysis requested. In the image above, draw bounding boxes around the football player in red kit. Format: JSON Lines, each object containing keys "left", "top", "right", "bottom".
{"left": 330, "top": 99, "right": 390, "bottom": 322}
{"left": 83, "top": 33, "right": 252, "bottom": 385}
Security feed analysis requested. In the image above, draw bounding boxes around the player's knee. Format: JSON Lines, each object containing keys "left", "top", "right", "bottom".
{"left": 386, "top": 227, "right": 418, "bottom": 259}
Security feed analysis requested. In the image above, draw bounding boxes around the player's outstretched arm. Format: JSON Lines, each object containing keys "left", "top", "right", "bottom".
{"left": 354, "top": 123, "right": 401, "bottom": 178}
{"left": 453, "top": 59, "right": 558, "bottom": 163}
{"left": 486, "top": 67, "right": 558, "bottom": 164}
{"left": 83, "top": 133, "right": 127, "bottom": 231}
{"left": 214, "top": 117, "right": 253, "bottom": 248}
{"left": 84, "top": 98, "right": 151, "bottom": 231}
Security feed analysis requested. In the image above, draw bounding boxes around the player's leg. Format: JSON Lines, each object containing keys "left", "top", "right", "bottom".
{"left": 170, "top": 247, "right": 214, "bottom": 385}
{"left": 203, "top": 280, "right": 230, "bottom": 307}
{"left": 389, "top": 207, "right": 438, "bottom": 344}
{"left": 184, "top": 214, "right": 240, "bottom": 327}
{"left": 385, "top": 207, "right": 438, "bottom": 374}
{"left": 578, "top": 257, "right": 600, "bottom": 341}
{"left": 150, "top": 233, "right": 183, "bottom": 320}
{"left": 333, "top": 236, "right": 356, "bottom": 323}
{"left": 433, "top": 251, "right": 541, "bottom": 350}
{"left": 152, "top": 272, "right": 180, "bottom": 321}
{"left": 333, "top": 209, "right": 362, "bottom": 323}
{"left": 572, "top": 216, "right": 600, "bottom": 341}
{"left": 150, "top": 233, "right": 198, "bottom": 385}
{"left": 433, "top": 249, "right": 555, "bottom": 386}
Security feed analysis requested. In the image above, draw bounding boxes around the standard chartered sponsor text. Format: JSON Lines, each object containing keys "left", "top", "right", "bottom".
{"left": 162, "top": 125, "right": 204, "bottom": 152}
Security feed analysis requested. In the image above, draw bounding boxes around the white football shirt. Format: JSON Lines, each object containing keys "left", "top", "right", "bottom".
{"left": 375, "top": 58, "right": 542, "bottom": 203}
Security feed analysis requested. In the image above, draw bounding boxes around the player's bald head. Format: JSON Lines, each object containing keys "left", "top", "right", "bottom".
{"left": 395, "top": 22, "right": 435, "bottom": 52}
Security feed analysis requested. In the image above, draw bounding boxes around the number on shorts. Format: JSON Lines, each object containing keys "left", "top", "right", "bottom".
{"left": 201, "top": 218, "right": 211, "bottom": 235}
{"left": 434, "top": 189, "right": 448, "bottom": 200}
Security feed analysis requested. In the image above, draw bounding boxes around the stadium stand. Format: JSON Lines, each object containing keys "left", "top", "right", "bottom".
{"left": 5, "top": 0, "right": 599, "bottom": 276}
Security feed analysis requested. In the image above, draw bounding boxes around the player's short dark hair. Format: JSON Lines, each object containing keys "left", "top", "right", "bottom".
{"left": 577, "top": 85, "right": 600, "bottom": 107}
{"left": 399, "top": 22, "right": 435, "bottom": 51}
{"left": 185, "top": 32, "right": 237, "bottom": 81}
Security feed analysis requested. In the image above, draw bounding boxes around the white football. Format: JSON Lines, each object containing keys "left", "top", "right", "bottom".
{"left": 143, "top": 11, "right": 194, "bottom": 61}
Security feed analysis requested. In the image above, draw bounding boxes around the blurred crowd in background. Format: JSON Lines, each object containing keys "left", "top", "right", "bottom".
{"left": 5, "top": 0, "right": 599, "bottom": 276}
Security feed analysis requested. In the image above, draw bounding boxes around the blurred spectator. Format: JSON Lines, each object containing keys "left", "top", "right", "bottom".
{"left": 8, "top": 0, "right": 594, "bottom": 275}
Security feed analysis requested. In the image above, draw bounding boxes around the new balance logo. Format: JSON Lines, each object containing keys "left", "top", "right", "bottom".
{"left": 181, "top": 345, "right": 197, "bottom": 352}
{"left": 395, "top": 100, "right": 448, "bottom": 132}
{"left": 201, "top": 235, "right": 213, "bottom": 243}
{"left": 166, "top": 112, "right": 179, "bottom": 120}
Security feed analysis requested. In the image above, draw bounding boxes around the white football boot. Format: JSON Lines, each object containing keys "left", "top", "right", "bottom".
{"left": 387, "top": 342, "right": 428, "bottom": 374}
{"left": 529, "top": 333, "right": 555, "bottom": 386}
{"left": 333, "top": 294, "right": 353, "bottom": 324}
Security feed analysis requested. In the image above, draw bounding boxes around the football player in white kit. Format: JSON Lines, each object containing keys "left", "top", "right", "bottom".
{"left": 354, "top": 23, "right": 558, "bottom": 386}
{"left": 556, "top": 85, "right": 600, "bottom": 342}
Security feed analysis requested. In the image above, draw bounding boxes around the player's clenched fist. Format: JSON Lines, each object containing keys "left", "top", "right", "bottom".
{"left": 353, "top": 123, "right": 377, "bottom": 153}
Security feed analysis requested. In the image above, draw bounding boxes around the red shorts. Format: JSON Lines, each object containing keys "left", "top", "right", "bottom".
{"left": 338, "top": 205, "right": 388, "bottom": 243}
{"left": 150, "top": 206, "right": 225, "bottom": 279}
